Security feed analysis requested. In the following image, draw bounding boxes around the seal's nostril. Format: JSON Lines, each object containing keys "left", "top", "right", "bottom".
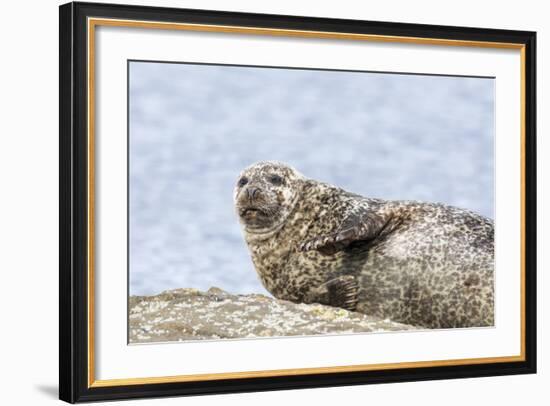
{"left": 247, "top": 187, "right": 260, "bottom": 200}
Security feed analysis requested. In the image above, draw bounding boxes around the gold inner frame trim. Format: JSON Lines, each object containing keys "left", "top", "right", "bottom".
{"left": 87, "top": 17, "right": 527, "bottom": 388}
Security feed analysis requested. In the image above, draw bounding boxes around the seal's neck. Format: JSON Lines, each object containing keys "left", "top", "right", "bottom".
{"left": 244, "top": 221, "right": 286, "bottom": 243}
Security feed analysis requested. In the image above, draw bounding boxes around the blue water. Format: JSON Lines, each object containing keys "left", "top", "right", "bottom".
{"left": 129, "top": 62, "right": 494, "bottom": 296}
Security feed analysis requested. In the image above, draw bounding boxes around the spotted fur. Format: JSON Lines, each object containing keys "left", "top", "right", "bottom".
{"left": 234, "top": 161, "right": 494, "bottom": 329}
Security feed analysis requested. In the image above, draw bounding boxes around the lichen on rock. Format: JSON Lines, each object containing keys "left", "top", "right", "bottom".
{"left": 129, "top": 287, "right": 417, "bottom": 343}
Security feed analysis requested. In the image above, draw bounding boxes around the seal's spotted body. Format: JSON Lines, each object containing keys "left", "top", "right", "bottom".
{"left": 234, "top": 161, "right": 494, "bottom": 329}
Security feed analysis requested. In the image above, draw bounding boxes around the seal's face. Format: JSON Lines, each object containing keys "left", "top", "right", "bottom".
{"left": 234, "top": 161, "right": 303, "bottom": 234}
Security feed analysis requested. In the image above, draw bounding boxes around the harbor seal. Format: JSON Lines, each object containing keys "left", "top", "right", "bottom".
{"left": 234, "top": 161, "right": 494, "bottom": 329}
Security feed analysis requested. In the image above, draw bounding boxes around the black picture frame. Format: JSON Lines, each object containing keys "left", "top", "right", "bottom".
{"left": 59, "top": 1, "right": 537, "bottom": 403}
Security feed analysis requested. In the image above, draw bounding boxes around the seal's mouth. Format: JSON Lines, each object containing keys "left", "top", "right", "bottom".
{"left": 239, "top": 207, "right": 266, "bottom": 219}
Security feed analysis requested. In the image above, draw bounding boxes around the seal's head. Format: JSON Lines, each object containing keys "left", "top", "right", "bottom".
{"left": 234, "top": 161, "right": 303, "bottom": 234}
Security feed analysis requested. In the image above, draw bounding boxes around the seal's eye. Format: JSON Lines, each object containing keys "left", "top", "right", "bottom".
{"left": 238, "top": 177, "right": 248, "bottom": 187}
{"left": 269, "top": 174, "right": 283, "bottom": 186}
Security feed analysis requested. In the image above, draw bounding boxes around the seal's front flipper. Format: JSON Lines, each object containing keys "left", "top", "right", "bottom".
{"left": 326, "top": 275, "right": 359, "bottom": 311}
{"left": 305, "top": 275, "right": 359, "bottom": 311}
{"left": 298, "top": 227, "right": 361, "bottom": 255}
{"left": 299, "top": 208, "right": 398, "bottom": 255}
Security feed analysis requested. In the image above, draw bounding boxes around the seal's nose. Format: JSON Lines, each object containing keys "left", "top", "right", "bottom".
{"left": 246, "top": 187, "right": 260, "bottom": 200}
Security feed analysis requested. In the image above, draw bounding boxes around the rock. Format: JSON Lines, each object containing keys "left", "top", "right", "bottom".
{"left": 129, "top": 287, "right": 417, "bottom": 343}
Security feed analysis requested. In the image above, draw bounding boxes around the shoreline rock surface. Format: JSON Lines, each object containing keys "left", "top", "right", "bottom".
{"left": 129, "top": 287, "right": 417, "bottom": 343}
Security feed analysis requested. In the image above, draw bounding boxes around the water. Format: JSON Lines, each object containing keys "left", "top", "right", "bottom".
{"left": 129, "top": 61, "right": 494, "bottom": 296}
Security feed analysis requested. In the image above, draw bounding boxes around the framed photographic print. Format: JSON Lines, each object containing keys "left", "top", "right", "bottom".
{"left": 59, "top": 1, "right": 537, "bottom": 403}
